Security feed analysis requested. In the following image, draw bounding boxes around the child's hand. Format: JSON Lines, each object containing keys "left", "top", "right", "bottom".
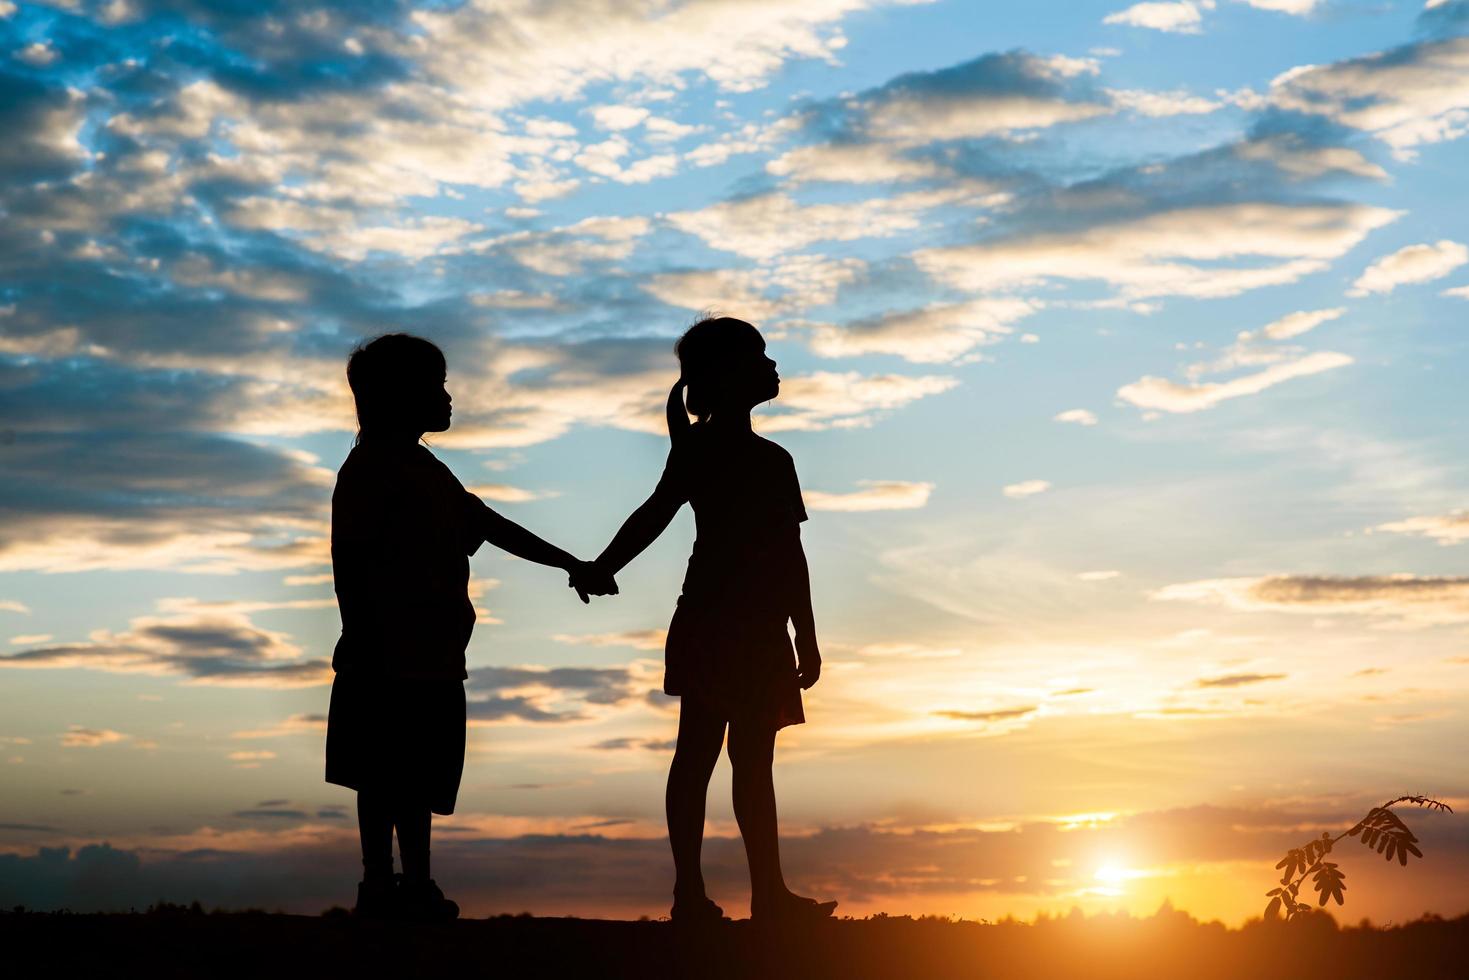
{"left": 568, "top": 560, "right": 618, "bottom": 603}
{"left": 795, "top": 633, "right": 821, "bottom": 689}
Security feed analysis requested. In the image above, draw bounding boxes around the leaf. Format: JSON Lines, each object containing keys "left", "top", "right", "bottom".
{"left": 1312, "top": 862, "right": 1346, "bottom": 907}
{"left": 1276, "top": 848, "right": 1307, "bottom": 884}
{"left": 1265, "top": 896, "right": 1282, "bottom": 919}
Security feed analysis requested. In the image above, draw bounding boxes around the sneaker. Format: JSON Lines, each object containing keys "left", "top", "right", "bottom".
{"left": 352, "top": 877, "right": 396, "bottom": 919}
{"left": 396, "top": 875, "right": 459, "bottom": 923}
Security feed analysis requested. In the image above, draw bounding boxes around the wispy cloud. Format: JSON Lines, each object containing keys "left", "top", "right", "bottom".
{"left": 1374, "top": 511, "right": 1469, "bottom": 546}
{"left": 1350, "top": 240, "right": 1468, "bottom": 296}
{"left": 1154, "top": 574, "right": 1469, "bottom": 627}
{"left": 0, "top": 602, "right": 330, "bottom": 688}
{"left": 1270, "top": 36, "right": 1469, "bottom": 158}
{"left": 805, "top": 480, "right": 935, "bottom": 512}
{"left": 1118, "top": 351, "right": 1353, "bottom": 414}
{"left": 1003, "top": 480, "right": 1051, "bottom": 499}
{"left": 800, "top": 299, "right": 1038, "bottom": 364}
{"left": 915, "top": 203, "right": 1399, "bottom": 301}
{"left": 1103, "top": 1, "right": 1214, "bottom": 35}
{"left": 59, "top": 726, "right": 129, "bottom": 748}
{"left": 1195, "top": 672, "right": 1286, "bottom": 688}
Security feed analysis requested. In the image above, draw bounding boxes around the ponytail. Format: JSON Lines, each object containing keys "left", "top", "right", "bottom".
{"left": 666, "top": 379, "right": 692, "bottom": 444}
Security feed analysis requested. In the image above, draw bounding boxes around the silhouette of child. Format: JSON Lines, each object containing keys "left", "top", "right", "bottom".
{"left": 577, "top": 316, "right": 836, "bottom": 924}
{"left": 327, "top": 333, "right": 611, "bottom": 920}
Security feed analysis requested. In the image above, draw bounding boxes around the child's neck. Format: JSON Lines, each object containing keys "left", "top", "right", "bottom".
{"left": 708, "top": 410, "right": 753, "bottom": 433}
{"left": 362, "top": 427, "right": 425, "bottom": 446}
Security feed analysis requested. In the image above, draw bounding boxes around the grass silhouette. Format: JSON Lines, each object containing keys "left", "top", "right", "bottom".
{"left": 3, "top": 904, "right": 1467, "bottom": 979}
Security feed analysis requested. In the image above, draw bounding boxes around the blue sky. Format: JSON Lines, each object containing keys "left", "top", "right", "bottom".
{"left": 1, "top": 0, "right": 1468, "bottom": 922}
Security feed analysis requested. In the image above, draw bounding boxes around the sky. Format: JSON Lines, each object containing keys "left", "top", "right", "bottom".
{"left": 1, "top": 0, "right": 1468, "bottom": 924}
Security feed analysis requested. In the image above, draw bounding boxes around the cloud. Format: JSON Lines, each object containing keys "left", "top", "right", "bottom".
{"left": 851, "top": 642, "right": 962, "bottom": 659}
{"left": 1257, "top": 307, "right": 1345, "bottom": 341}
{"left": 0, "top": 355, "right": 334, "bottom": 574}
{"left": 1374, "top": 511, "right": 1469, "bottom": 546}
{"left": 1443, "top": 284, "right": 1469, "bottom": 299}
{"left": 665, "top": 185, "right": 996, "bottom": 262}
{"left": 15, "top": 41, "right": 59, "bottom": 68}
{"left": 915, "top": 202, "right": 1400, "bottom": 300}
{"left": 933, "top": 706, "right": 1038, "bottom": 722}
{"left": 1349, "top": 240, "right": 1469, "bottom": 296}
{"left": 1238, "top": 0, "right": 1321, "bottom": 13}
{"left": 486, "top": 215, "right": 652, "bottom": 276}
{"left": 9, "top": 634, "right": 53, "bottom": 645}
{"left": 590, "top": 737, "right": 677, "bottom": 752}
{"left": 591, "top": 105, "right": 650, "bottom": 131}
{"left": 1117, "top": 351, "right": 1353, "bottom": 414}
{"left": 1270, "top": 36, "right": 1469, "bottom": 158}
{"left": 1195, "top": 673, "right": 1286, "bottom": 688}
{"left": 233, "top": 808, "right": 307, "bottom": 820}
{"left": 469, "top": 290, "right": 563, "bottom": 310}
{"left": 768, "top": 372, "right": 959, "bottom": 432}
{"left": 0, "top": 601, "right": 30, "bottom": 614}
{"left": 1003, "top": 480, "right": 1051, "bottom": 499}
{"left": 1153, "top": 574, "right": 1469, "bottom": 627}
{"left": 799, "top": 298, "right": 1038, "bottom": 363}
{"left": 645, "top": 257, "right": 863, "bottom": 320}
{"left": 1232, "top": 134, "right": 1387, "bottom": 181}
{"left": 437, "top": 336, "right": 950, "bottom": 450}
{"left": 466, "top": 664, "right": 649, "bottom": 724}
{"left": 847, "top": 50, "right": 1111, "bottom": 141}
{"left": 0, "top": 70, "right": 87, "bottom": 182}
{"left": 409, "top": 0, "right": 912, "bottom": 109}
{"left": 1107, "top": 88, "right": 1221, "bottom": 116}
{"left": 552, "top": 630, "right": 668, "bottom": 652}
{"left": 1103, "top": 2, "right": 1214, "bottom": 34}
{"left": 804, "top": 480, "right": 934, "bottom": 512}
{"left": 766, "top": 141, "right": 945, "bottom": 185}
{"left": 467, "top": 483, "right": 553, "bottom": 503}
{"left": 230, "top": 714, "right": 328, "bottom": 739}
{"left": 0, "top": 602, "right": 331, "bottom": 688}
{"left": 59, "top": 727, "right": 130, "bottom": 748}
{"left": 1054, "top": 409, "right": 1098, "bottom": 426}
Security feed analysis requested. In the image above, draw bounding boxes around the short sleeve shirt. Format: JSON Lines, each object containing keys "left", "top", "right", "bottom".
{"left": 656, "top": 427, "right": 806, "bottom": 611}
{"left": 331, "top": 440, "right": 491, "bottom": 679}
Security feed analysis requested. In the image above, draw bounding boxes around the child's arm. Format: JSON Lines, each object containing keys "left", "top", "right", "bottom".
{"left": 789, "top": 532, "right": 821, "bottom": 689}
{"left": 470, "top": 496, "right": 612, "bottom": 602}
{"left": 591, "top": 485, "right": 683, "bottom": 578}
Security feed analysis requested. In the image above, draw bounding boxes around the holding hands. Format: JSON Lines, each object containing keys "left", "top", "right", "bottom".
{"left": 567, "top": 559, "right": 618, "bottom": 604}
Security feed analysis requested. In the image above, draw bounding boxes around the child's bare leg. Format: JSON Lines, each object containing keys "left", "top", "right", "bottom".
{"left": 666, "top": 698, "right": 725, "bottom": 903}
{"left": 393, "top": 802, "right": 432, "bottom": 881}
{"left": 727, "top": 722, "right": 786, "bottom": 907}
{"left": 357, "top": 790, "right": 394, "bottom": 882}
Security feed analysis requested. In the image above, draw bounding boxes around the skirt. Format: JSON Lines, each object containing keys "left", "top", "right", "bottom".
{"left": 324, "top": 671, "right": 467, "bottom": 815}
{"left": 664, "top": 596, "right": 805, "bottom": 730}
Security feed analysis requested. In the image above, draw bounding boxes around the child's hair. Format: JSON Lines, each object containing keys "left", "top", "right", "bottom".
{"left": 673, "top": 314, "right": 762, "bottom": 424}
{"left": 345, "top": 333, "right": 446, "bottom": 442}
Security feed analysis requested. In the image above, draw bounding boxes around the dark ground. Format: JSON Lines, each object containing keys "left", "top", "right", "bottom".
{"left": 2, "top": 905, "right": 1465, "bottom": 979}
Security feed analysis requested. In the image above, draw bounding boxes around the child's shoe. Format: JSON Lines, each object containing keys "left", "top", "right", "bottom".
{"left": 396, "top": 875, "right": 460, "bottom": 923}
{"left": 352, "top": 876, "right": 396, "bottom": 919}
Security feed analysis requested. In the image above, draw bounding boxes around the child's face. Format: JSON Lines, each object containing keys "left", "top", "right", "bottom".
{"left": 416, "top": 373, "right": 453, "bottom": 433}
{"left": 736, "top": 341, "right": 780, "bottom": 408}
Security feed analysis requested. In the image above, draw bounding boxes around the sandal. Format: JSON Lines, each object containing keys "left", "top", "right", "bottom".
{"left": 670, "top": 895, "right": 728, "bottom": 926}
{"left": 751, "top": 892, "right": 838, "bottom": 924}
